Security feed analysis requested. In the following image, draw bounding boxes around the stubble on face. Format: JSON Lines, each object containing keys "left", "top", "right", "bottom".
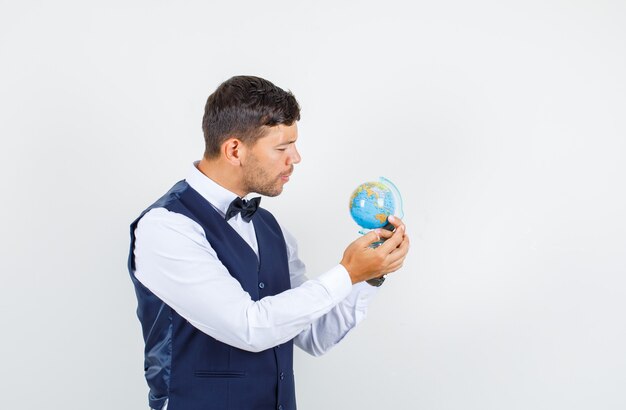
{"left": 241, "top": 151, "right": 288, "bottom": 197}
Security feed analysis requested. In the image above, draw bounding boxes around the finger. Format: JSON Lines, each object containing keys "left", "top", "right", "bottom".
{"left": 377, "top": 229, "right": 394, "bottom": 240}
{"left": 387, "top": 215, "right": 405, "bottom": 231}
{"left": 385, "top": 236, "right": 410, "bottom": 264}
{"left": 378, "top": 225, "right": 405, "bottom": 253}
{"left": 386, "top": 248, "right": 408, "bottom": 267}
{"left": 368, "top": 227, "right": 398, "bottom": 244}
{"left": 383, "top": 259, "right": 404, "bottom": 274}
{"left": 355, "top": 229, "right": 383, "bottom": 248}
{"left": 389, "top": 234, "right": 410, "bottom": 255}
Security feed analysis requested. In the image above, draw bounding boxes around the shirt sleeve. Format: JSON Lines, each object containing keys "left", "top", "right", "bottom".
{"left": 281, "top": 227, "right": 380, "bottom": 356}
{"left": 133, "top": 207, "right": 354, "bottom": 353}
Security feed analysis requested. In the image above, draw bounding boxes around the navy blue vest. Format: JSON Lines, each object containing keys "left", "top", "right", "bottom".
{"left": 128, "top": 181, "right": 296, "bottom": 410}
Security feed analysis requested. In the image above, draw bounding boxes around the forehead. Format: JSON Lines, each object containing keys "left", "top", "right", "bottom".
{"left": 258, "top": 123, "right": 298, "bottom": 145}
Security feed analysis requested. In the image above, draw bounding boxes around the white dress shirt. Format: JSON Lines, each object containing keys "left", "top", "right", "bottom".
{"left": 133, "top": 163, "right": 379, "bottom": 355}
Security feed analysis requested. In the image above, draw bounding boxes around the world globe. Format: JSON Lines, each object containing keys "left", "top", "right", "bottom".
{"left": 349, "top": 177, "right": 404, "bottom": 232}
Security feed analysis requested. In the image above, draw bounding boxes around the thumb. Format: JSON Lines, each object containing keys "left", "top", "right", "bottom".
{"left": 356, "top": 229, "right": 381, "bottom": 247}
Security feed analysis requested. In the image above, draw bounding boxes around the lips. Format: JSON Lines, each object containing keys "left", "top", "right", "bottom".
{"left": 280, "top": 167, "right": 294, "bottom": 180}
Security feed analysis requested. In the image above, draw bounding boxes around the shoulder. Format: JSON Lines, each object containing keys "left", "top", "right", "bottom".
{"left": 145, "top": 180, "right": 190, "bottom": 210}
{"left": 136, "top": 207, "right": 207, "bottom": 245}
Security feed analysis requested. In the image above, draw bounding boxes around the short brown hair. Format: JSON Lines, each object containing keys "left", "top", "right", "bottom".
{"left": 201, "top": 76, "right": 301, "bottom": 158}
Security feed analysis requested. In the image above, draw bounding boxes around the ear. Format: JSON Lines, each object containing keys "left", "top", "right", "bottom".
{"left": 222, "top": 138, "right": 245, "bottom": 165}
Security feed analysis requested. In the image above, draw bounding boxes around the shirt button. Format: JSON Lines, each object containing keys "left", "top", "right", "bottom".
{"left": 258, "top": 282, "right": 265, "bottom": 289}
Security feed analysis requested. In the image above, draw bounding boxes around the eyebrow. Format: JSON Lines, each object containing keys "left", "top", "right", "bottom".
{"left": 276, "top": 140, "right": 297, "bottom": 146}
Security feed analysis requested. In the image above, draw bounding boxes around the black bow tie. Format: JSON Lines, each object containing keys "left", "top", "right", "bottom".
{"left": 225, "top": 197, "right": 261, "bottom": 223}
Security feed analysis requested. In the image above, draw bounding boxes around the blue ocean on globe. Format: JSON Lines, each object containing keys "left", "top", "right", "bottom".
{"left": 349, "top": 180, "right": 397, "bottom": 229}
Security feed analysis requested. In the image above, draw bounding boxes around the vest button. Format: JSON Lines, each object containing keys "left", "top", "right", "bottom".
{"left": 258, "top": 282, "right": 265, "bottom": 289}
{"left": 280, "top": 372, "right": 285, "bottom": 380}
{"left": 278, "top": 405, "right": 283, "bottom": 410}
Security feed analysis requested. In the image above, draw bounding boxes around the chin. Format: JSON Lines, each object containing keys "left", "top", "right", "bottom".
{"left": 266, "top": 189, "right": 283, "bottom": 197}
{"left": 265, "top": 185, "right": 284, "bottom": 197}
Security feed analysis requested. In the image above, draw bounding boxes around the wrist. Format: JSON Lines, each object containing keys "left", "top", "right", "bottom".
{"left": 341, "top": 262, "right": 365, "bottom": 285}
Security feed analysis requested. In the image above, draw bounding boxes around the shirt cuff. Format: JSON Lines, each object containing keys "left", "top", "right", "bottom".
{"left": 316, "top": 264, "right": 353, "bottom": 304}
{"left": 353, "top": 280, "right": 380, "bottom": 306}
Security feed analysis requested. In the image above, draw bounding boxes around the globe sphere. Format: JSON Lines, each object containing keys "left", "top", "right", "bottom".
{"left": 349, "top": 181, "right": 396, "bottom": 229}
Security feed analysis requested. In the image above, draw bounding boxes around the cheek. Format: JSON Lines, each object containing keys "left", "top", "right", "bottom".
{"left": 268, "top": 151, "right": 288, "bottom": 166}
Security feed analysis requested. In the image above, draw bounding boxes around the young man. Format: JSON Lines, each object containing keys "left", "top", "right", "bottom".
{"left": 128, "top": 76, "right": 410, "bottom": 410}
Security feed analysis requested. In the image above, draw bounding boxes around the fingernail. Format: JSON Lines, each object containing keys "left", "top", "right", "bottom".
{"left": 389, "top": 215, "right": 396, "bottom": 222}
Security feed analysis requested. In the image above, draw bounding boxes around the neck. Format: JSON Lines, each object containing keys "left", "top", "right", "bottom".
{"left": 197, "top": 157, "right": 247, "bottom": 197}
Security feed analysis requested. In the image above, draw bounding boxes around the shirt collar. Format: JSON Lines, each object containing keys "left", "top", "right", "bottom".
{"left": 186, "top": 161, "right": 240, "bottom": 218}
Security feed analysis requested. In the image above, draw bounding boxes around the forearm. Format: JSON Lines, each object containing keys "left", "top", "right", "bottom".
{"left": 294, "top": 281, "right": 379, "bottom": 356}
{"left": 152, "top": 266, "right": 352, "bottom": 353}
{"left": 134, "top": 209, "right": 353, "bottom": 352}
{"left": 135, "top": 209, "right": 363, "bottom": 353}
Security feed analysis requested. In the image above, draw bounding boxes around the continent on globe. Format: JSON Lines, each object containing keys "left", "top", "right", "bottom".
{"left": 349, "top": 181, "right": 397, "bottom": 230}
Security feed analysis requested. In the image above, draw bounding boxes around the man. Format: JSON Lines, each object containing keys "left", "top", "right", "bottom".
{"left": 128, "top": 75, "right": 410, "bottom": 410}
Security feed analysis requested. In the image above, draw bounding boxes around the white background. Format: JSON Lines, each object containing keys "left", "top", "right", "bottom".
{"left": 1, "top": 1, "right": 625, "bottom": 409}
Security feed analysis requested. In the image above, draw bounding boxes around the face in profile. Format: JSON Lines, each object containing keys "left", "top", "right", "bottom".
{"left": 241, "top": 123, "right": 301, "bottom": 197}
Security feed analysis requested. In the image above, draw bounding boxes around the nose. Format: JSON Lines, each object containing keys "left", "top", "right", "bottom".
{"left": 288, "top": 145, "right": 301, "bottom": 165}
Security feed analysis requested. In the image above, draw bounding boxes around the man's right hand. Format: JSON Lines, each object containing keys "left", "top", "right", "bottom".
{"left": 340, "top": 216, "right": 410, "bottom": 284}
